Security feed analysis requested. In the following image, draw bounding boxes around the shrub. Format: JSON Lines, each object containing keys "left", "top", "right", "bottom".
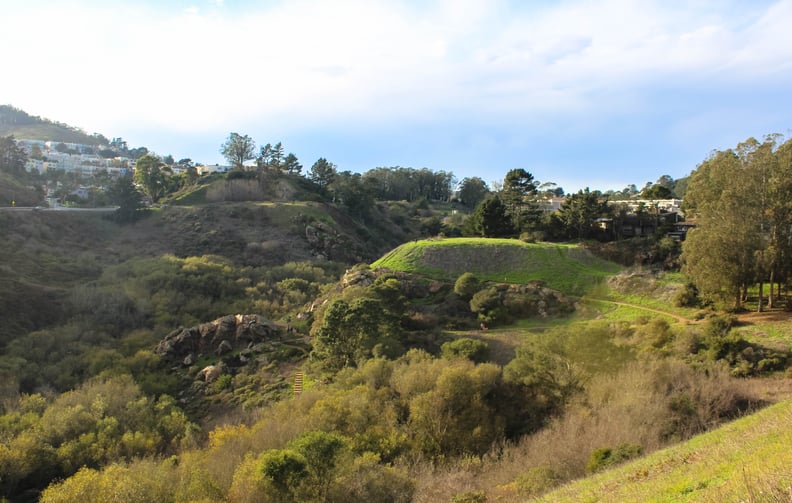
{"left": 513, "top": 465, "right": 562, "bottom": 497}
{"left": 451, "top": 490, "right": 487, "bottom": 503}
{"left": 454, "top": 273, "right": 480, "bottom": 300}
{"left": 674, "top": 282, "right": 700, "bottom": 307}
{"left": 470, "top": 287, "right": 509, "bottom": 325}
{"left": 441, "top": 338, "right": 490, "bottom": 363}
{"left": 585, "top": 443, "right": 642, "bottom": 474}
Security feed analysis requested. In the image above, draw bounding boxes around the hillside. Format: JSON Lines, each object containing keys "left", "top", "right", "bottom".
{"left": 0, "top": 171, "right": 42, "bottom": 206}
{"left": 535, "top": 399, "right": 792, "bottom": 502}
{"left": 372, "top": 237, "right": 621, "bottom": 296}
{"left": 0, "top": 105, "right": 105, "bottom": 145}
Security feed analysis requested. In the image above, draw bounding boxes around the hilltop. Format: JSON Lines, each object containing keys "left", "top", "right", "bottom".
{"left": 0, "top": 105, "right": 106, "bottom": 145}
{"left": 372, "top": 237, "right": 621, "bottom": 296}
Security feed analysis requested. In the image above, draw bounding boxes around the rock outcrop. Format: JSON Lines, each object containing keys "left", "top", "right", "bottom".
{"left": 155, "top": 314, "right": 279, "bottom": 364}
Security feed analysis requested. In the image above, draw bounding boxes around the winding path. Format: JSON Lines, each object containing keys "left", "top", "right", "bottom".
{"left": 585, "top": 297, "right": 699, "bottom": 324}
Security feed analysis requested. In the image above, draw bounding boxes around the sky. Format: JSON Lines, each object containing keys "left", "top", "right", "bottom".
{"left": 3, "top": 0, "right": 792, "bottom": 192}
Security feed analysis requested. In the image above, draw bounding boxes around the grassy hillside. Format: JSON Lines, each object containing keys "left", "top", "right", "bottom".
{"left": 535, "top": 399, "right": 792, "bottom": 502}
{"left": 371, "top": 237, "right": 621, "bottom": 295}
{"left": 0, "top": 105, "right": 103, "bottom": 144}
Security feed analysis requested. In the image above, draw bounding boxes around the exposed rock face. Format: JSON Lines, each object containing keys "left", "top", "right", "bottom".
{"left": 198, "top": 363, "right": 225, "bottom": 383}
{"left": 155, "top": 314, "right": 279, "bottom": 364}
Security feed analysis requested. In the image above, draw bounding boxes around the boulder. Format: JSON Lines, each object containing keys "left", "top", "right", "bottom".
{"left": 155, "top": 314, "right": 279, "bottom": 364}
{"left": 198, "top": 364, "right": 224, "bottom": 383}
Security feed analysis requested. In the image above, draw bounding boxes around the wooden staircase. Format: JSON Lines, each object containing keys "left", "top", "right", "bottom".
{"left": 294, "top": 372, "right": 303, "bottom": 397}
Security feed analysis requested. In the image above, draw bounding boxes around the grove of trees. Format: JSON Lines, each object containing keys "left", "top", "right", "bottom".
{"left": 682, "top": 135, "right": 792, "bottom": 310}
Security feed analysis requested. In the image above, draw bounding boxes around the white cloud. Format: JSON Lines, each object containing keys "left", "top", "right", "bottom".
{"left": 3, "top": 0, "right": 791, "bottom": 163}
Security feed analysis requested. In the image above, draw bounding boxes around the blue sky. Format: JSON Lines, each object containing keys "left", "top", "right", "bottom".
{"left": 3, "top": 0, "right": 791, "bottom": 192}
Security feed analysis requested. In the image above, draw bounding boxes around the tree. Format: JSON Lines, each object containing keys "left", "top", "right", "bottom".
{"left": 558, "top": 188, "right": 607, "bottom": 239}
{"left": 259, "top": 449, "right": 308, "bottom": 501}
{"left": 128, "top": 146, "right": 149, "bottom": 160}
{"left": 270, "top": 142, "right": 284, "bottom": 170}
{"left": 133, "top": 154, "right": 170, "bottom": 203}
{"left": 288, "top": 431, "right": 346, "bottom": 501}
{"left": 311, "top": 295, "right": 401, "bottom": 371}
{"left": 107, "top": 175, "right": 145, "bottom": 223}
{"left": 220, "top": 132, "right": 256, "bottom": 170}
{"left": 642, "top": 184, "right": 674, "bottom": 199}
{"left": 408, "top": 362, "right": 504, "bottom": 457}
{"left": 0, "top": 136, "right": 27, "bottom": 173}
{"left": 309, "top": 158, "right": 337, "bottom": 190}
{"left": 329, "top": 171, "right": 374, "bottom": 218}
{"left": 467, "top": 195, "right": 514, "bottom": 237}
{"left": 682, "top": 147, "right": 762, "bottom": 309}
{"left": 283, "top": 153, "right": 302, "bottom": 175}
{"left": 501, "top": 169, "right": 539, "bottom": 231}
{"left": 257, "top": 143, "right": 272, "bottom": 170}
{"left": 457, "top": 177, "right": 489, "bottom": 208}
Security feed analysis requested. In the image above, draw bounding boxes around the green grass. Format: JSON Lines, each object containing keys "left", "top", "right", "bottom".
{"left": 734, "top": 320, "right": 792, "bottom": 351}
{"left": 533, "top": 400, "right": 792, "bottom": 502}
{"left": 371, "top": 238, "right": 621, "bottom": 296}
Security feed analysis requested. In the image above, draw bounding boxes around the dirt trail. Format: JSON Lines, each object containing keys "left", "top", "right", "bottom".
{"left": 586, "top": 297, "right": 698, "bottom": 324}
{"left": 591, "top": 297, "right": 792, "bottom": 327}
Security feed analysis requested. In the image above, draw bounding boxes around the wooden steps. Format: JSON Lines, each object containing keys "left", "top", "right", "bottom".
{"left": 294, "top": 372, "right": 303, "bottom": 397}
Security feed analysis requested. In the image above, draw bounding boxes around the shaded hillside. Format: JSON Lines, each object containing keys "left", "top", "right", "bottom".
{"left": 117, "top": 201, "right": 410, "bottom": 266}
{"left": 0, "top": 171, "right": 43, "bottom": 206}
{"left": 372, "top": 237, "right": 621, "bottom": 296}
{"left": 0, "top": 211, "right": 114, "bottom": 346}
{"left": 0, "top": 195, "right": 415, "bottom": 353}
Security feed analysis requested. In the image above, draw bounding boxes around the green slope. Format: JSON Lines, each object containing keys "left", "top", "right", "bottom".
{"left": 371, "top": 237, "right": 621, "bottom": 296}
{"left": 535, "top": 399, "right": 792, "bottom": 502}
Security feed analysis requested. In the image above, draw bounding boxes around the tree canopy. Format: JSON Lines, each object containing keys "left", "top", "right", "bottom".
{"left": 133, "top": 154, "right": 170, "bottom": 203}
{"left": 682, "top": 135, "right": 792, "bottom": 309}
{"left": 220, "top": 132, "right": 256, "bottom": 170}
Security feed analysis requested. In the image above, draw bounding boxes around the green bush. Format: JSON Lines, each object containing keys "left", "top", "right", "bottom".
{"left": 454, "top": 272, "right": 480, "bottom": 300}
{"left": 586, "top": 443, "right": 643, "bottom": 474}
{"left": 513, "top": 465, "right": 562, "bottom": 497}
{"left": 441, "top": 338, "right": 490, "bottom": 363}
{"left": 451, "top": 490, "right": 487, "bottom": 503}
{"left": 674, "top": 282, "right": 700, "bottom": 307}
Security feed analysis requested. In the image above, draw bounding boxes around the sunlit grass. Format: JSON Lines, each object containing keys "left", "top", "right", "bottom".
{"left": 372, "top": 238, "right": 620, "bottom": 296}
{"left": 534, "top": 400, "right": 792, "bottom": 502}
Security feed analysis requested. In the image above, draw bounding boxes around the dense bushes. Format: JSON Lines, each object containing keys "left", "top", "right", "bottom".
{"left": 0, "top": 375, "right": 194, "bottom": 499}
{"left": 24, "top": 313, "right": 773, "bottom": 503}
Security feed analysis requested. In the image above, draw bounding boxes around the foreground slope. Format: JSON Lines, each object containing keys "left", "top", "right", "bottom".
{"left": 536, "top": 399, "right": 792, "bottom": 502}
{"left": 372, "top": 237, "right": 620, "bottom": 295}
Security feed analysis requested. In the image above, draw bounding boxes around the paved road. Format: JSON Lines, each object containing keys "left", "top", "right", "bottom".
{"left": 0, "top": 206, "right": 118, "bottom": 212}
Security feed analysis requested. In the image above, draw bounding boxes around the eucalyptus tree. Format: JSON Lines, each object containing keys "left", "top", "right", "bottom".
{"left": 457, "top": 176, "right": 490, "bottom": 208}
{"left": 682, "top": 143, "right": 767, "bottom": 309}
